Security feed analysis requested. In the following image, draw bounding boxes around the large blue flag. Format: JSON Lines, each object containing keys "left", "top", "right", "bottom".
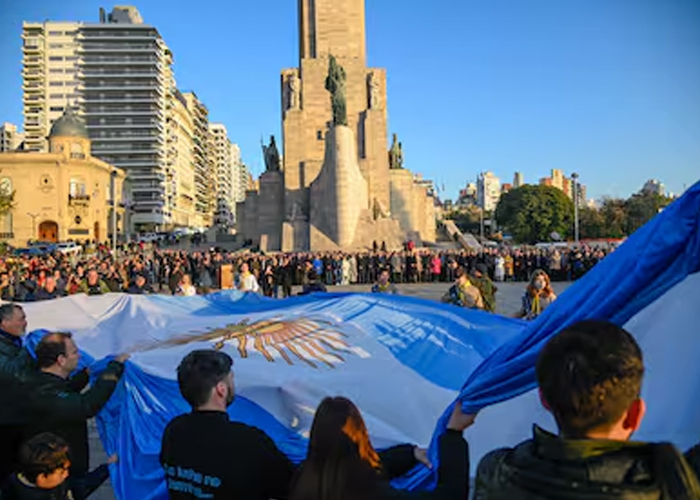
{"left": 21, "top": 179, "right": 700, "bottom": 499}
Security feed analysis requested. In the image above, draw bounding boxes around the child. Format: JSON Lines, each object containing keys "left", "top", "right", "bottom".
{"left": 2, "top": 433, "right": 116, "bottom": 500}
{"left": 1, "top": 432, "right": 75, "bottom": 499}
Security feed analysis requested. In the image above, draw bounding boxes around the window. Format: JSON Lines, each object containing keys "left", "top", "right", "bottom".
{"left": 65, "top": 68, "right": 76, "bottom": 74}
{"left": 65, "top": 56, "right": 79, "bottom": 61}
{"left": 48, "top": 31, "right": 62, "bottom": 36}
{"left": 49, "top": 56, "right": 63, "bottom": 62}
{"left": 49, "top": 93, "right": 64, "bottom": 99}
{"left": 50, "top": 106, "right": 64, "bottom": 112}
{"left": 49, "top": 43, "right": 64, "bottom": 49}
{"left": 49, "top": 81, "right": 63, "bottom": 87}
{"left": 69, "top": 178, "right": 86, "bottom": 197}
{"left": 49, "top": 68, "right": 63, "bottom": 74}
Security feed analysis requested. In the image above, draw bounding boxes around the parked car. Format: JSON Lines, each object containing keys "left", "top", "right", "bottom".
{"left": 55, "top": 241, "right": 82, "bottom": 255}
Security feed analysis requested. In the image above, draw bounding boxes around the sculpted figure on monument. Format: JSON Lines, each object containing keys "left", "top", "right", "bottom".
{"left": 262, "top": 135, "right": 281, "bottom": 172}
{"left": 325, "top": 55, "right": 348, "bottom": 126}
{"left": 388, "top": 133, "right": 404, "bottom": 169}
{"left": 287, "top": 71, "right": 300, "bottom": 110}
{"left": 367, "top": 72, "right": 381, "bottom": 110}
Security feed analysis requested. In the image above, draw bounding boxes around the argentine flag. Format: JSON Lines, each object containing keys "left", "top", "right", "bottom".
{"left": 21, "top": 180, "right": 700, "bottom": 499}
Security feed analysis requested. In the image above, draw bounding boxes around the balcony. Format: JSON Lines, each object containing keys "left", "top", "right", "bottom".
{"left": 82, "top": 97, "right": 157, "bottom": 104}
{"left": 85, "top": 109, "right": 160, "bottom": 117}
{"left": 68, "top": 194, "right": 90, "bottom": 206}
{"left": 22, "top": 44, "right": 41, "bottom": 53}
{"left": 81, "top": 58, "right": 160, "bottom": 66}
{"left": 82, "top": 71, "right": 163, "bottom": 80}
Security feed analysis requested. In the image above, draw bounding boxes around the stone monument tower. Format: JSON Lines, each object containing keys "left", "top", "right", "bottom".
{"left": 237, "top": 0, "right": 436, "bottom": 251}
{"left": 282, "top": 0, "right": 389, "bottom": 227}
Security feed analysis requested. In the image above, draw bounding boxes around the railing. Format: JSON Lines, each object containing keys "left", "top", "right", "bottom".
{"left": 0, "top": 232, "right": 14, "bottom": 239}
{"left": 68, "top": 194, "right": 91, "bottom": 205}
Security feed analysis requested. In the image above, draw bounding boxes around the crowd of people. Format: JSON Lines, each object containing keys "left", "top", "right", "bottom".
{"left": 1, "top": 303, "right": 699, "bottom": 500}
{"left": 0, "top": 243, "right": 609, "bottom": 299}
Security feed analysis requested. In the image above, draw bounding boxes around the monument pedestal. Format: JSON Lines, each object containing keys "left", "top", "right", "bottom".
{"left": 310, "top": 125, "right": 369, "bottom": 248}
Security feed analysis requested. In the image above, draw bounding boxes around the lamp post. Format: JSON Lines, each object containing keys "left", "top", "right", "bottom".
{"left": 572, "top": 172, "right": 580, "bottom": 244}
{"left": 110, "top": 170, "right": 118, "bottom": 258}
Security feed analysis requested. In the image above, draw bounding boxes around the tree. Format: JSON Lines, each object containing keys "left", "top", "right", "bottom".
{"left": 579, "top": 206, "right": 606, "bottom": 239}
{"left": 495, "top": 185, "right": 574, "bottom": 244}
{"left": 624, "top": 191, "right": 672, "bottom": 234}
{"left": 445, "top": 205, "right": 482, "bottom": 234}
{"left": 0, "top": 175, "right": 14, "bottom": 217}
{"left": 597, "top": 198, "right": 627, "bottom": 238}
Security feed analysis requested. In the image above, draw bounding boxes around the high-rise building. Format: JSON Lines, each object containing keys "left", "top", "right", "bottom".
{"left": 182, "top": 91, "right": 214, "bottom": 228}
{"left": 21, "top": 7, "right": 175, "bottom": 231}
{"left": 477, "top": 172, "right": 501, "bottom": 211}
{"left": 0, "top": 123, "right": 25, "bottom": 152}
{"left": 21, "top": 21, "right": 81, "bottom": 152}
{"left": 457, "top": 182, "right": 477, "bottom": 206}
{"left": 513, "top": 172, "right": 524, "bottom": 188}
{"left": 80, "top": 7, "right": 173, "bottom": 231}
{"left": 166, "top": 88, "right": 196, "bottom": 228}
{"left": 642, "top": 179, "right": 665, "bottom": 196}
{"left": 209, "top": 123, "right": 234, "bottom": 227}
{"left": 229, "top": 144, "right": 248, "bottom": 225}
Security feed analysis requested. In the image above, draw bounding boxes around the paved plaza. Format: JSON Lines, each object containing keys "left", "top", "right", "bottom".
{"left": 89, "top": 281, "right": 573, "bottom": 500}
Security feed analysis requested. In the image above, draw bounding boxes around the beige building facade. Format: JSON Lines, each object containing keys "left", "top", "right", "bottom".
{"left": 183, "top": 92, "right": 214, "bottom": 228}
{"left": 167, "top": 88, "right": 197, "bottom": 228}
{"left": 0, "top": 108, "right": 125, "bottom": 246}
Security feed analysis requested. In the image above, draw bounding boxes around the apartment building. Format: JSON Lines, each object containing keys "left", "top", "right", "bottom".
{"left": 80, "top": 7, "right": 172, "bottom": 230}
{"left": 477, "top": 171, "right": 501, "bottom": 212}
{"left": 182, "top": 92, "right": 214, "bottom": 228}
{"left": 167, "top": 88, "right": 196, "bottom": 228}
{"left": 209, "top": 123, "right": 234, "bottom": 227}
{"left": 21, "top": 22, "right": 81, "bottom": 152}
{"left": 21, "top": 7, "right": 175, "bottom": 231}
{"left": 0, "top": 123, "right": 25, "bottom": 152}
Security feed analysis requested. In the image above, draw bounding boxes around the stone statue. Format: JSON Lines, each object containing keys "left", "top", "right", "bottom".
{"left": 325, "top": 55, "right": 347, "bottom": 126}
{"left": 262, "top": 135, "right": 281, "bottom": 172}
{"left": 367, "top": 72, "right": 381, "bottom": 109}
{"left": 388, "top": 133, "right": 404, "bottom": 170}
{"left": 372, "top": 198, "right": 391, "bottom": 220}
{"left": 288, "top": 201, "right": 305, "bottom": 221}
{"left": 287, "top": 71, "right": 300, "bottom": 110}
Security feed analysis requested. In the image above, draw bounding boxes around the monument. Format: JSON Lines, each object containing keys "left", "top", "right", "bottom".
{"left": 237, "top": 0, "right": 436, "bottom": 251}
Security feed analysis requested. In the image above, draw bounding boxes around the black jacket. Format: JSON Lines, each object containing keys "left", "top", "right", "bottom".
{"left": 0, "top": 474, "right": 75, "bottom": 500}
{"left": 474, "top": 425, "right": 700, "bottom": 500}
{"left": 0, "top": 332, "right": 33, "bottom": 426}
{"left": 291, "top": 431, "right": 468, "bottom": 500}
{"left": 375, "top": 431, "right": 468, "bottom": 500}
{"left": 22, "top": 362, "right": 124, "bottom": 477}
{"left": 160, "top": 410, "right": 295, "bottom": 500}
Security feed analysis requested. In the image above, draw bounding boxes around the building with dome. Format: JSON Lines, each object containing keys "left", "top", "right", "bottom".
{"left": 0, "top": 107, "right": 126, "bottom": 246}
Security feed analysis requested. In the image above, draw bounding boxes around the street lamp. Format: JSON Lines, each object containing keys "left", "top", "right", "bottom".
{"left": 571, "top": 172, "right": 580, "bottom": 244}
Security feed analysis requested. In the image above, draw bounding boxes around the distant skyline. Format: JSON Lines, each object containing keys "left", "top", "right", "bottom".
{"left": 0, "top": 0, "right": 698, "bottom": 201}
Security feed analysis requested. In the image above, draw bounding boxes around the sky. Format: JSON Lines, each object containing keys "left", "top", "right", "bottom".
{"left": 0, "top": 0, "right": 698, "bottom": 201}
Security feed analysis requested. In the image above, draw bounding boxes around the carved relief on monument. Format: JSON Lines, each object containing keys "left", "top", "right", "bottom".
{"left": 285, "top": 69, "right": 301, "bottom": 111}
{"left": 367, "top": 71, "right": 382, "bottom": 110}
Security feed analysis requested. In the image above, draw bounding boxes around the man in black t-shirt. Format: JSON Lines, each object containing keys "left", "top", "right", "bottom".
{"left": 160, "top": 350, "right": 294, "bottom": 500}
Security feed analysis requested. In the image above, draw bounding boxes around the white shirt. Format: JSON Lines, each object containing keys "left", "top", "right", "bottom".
{"left": 179, "top": 284, "right": 197, "bottom": 296}
{"left": 240, "top": 273, "right": 260, "bottom": 293}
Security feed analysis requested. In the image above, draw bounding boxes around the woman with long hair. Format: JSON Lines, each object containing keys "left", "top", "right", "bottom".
{"left": 519, "top": 269, "right": 557, "bottom": 320}
{"left": 290, "top": 396, "right": 472, "bottom": 500}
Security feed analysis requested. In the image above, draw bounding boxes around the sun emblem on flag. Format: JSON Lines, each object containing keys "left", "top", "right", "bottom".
{"left": 140, "top": 317, "right": 361, "bottom": 369}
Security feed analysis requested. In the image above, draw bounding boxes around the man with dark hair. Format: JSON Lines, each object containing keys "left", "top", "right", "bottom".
{"left": 160, "top": 350, "right": 294, "bottom": 500}
{"left": 23, "top": 332, "right": 127, "bottom": 492}
{"left": 0, "top": 303, "right": 32, "bottom": 483}
{"left": 474, "top": 320, "right": 700, "bottom": 499}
